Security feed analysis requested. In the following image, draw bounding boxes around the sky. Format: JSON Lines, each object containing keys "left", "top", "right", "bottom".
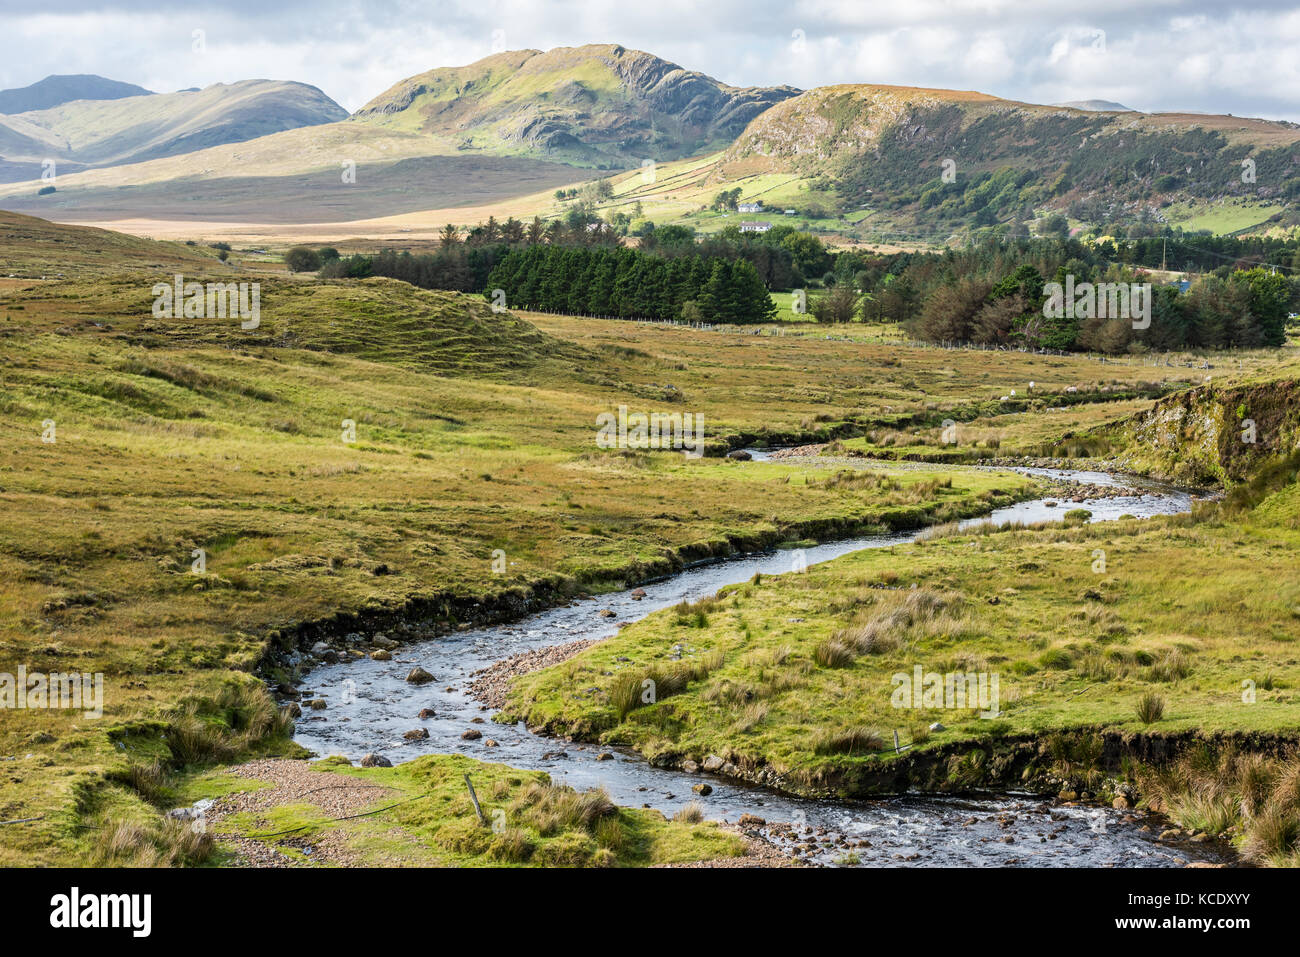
{"left": 3, "top": 0, "right": 1300, "bottom": 121}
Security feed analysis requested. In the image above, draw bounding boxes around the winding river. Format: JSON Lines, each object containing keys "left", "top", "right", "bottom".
{"left": 293, "top": 458, "right": 1227, "bottom": 867}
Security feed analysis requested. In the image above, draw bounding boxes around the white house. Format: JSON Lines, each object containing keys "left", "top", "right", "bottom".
{"left": 739, "top": 221, "right": 772, "bottom": 233}
{"left": 737, "top": 202, "right": 764, "bottom": 213}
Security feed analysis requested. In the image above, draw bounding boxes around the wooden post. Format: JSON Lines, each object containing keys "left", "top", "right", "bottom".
{"left": 893, "top": 730, "right": 901, "bottom": 753}
{"left": 464, "top": 773, "right": 487, "bottom": 826}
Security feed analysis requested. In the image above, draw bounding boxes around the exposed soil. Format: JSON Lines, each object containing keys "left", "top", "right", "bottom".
{"left": 205, "top": 758, "right": 402, "bottom": 868}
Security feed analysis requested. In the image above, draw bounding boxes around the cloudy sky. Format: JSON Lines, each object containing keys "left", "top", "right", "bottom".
{"left": 4, "top": 0, "right": 1300, "bottom": 121}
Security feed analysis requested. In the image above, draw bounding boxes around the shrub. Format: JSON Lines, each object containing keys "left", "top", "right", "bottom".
{"left": 284, "top": 246, "right": 323, "bottom": 272}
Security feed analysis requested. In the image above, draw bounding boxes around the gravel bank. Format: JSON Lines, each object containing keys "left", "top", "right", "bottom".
{"left": 467, "top": 637, "right": 601, "bottom": 708}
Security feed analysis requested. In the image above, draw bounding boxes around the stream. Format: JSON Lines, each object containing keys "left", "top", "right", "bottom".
{"left": 292, "top": 457, "right": 1227, "bottom": 867}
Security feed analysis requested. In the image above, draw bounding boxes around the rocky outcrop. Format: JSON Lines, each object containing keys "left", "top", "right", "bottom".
{"left": 1108, "top": 378, "right": 1300, "bottom": 486}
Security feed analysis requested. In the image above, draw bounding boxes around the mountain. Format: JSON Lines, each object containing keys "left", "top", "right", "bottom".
{"left": 0, "top": 80, "right": 347, "bottom": 182}
{"left": 0, "top": 74, "right": 153, "bottom": 114}
{"left": 7, "top": 49, "right": 1300, "bottom": 241}
{"left": 711, "top": 84, "right": 1300, "bottom": 235}
{"left": 0, "top": 45, "right": 790, "bottom": 223}
{"left": 353, "top": 44, "right": 800, "bottom": 164}
{"left": 1053, "top": 99, "right": 1134, "bottom": 112}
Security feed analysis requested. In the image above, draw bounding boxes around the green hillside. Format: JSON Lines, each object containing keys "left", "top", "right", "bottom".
{"left": 711, "top": 84, "right": 1300, "bottom": 239}
{"left": 354, "top": 44, "right": 799, "bottom": 165}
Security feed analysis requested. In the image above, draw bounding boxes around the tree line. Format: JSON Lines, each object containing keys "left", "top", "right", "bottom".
{"left": 485, "top": 245, "right": 777, "bottom": 323}
{"left": 808, "top": 237, "right": 1295, "bottom": 351}
{"left": 289, "top": 216, "right": 1296, "bottom": 352}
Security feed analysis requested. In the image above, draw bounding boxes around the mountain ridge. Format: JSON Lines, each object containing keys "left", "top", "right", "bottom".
{"left": 0, "top": 74, "right": 153, "bottom": 113}
{"left": 712, "top": 82, "right": 1300, "bottom": 234}
{"left": 353, "top": 44, "right": 800, "bottom": 163}
{"left": 0, "top": 79, "right": 347, "bottom": 182}
{"left": 6, "top": 47, "right": 1300, "bottom": 239}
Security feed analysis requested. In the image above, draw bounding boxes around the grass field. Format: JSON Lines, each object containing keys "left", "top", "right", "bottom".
{"left": 1, "top": 262, "right": 1062, "bottom": 865}
{"left": 4, "top": 214, "right": 1300, "bottom": 865}
{"left": 1162, "top": 200, "right": 1287, "bottom": 236}
{"left": 503, "top": 455, "right": 1300, "bottom": 861}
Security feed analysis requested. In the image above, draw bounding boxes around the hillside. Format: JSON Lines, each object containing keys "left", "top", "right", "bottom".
{"left": 4, "top": 274, "right": 592, "bottom": 377}
{"left": 0, "top": 209, "right": 231, "bottom": 276}
{"left": 0, "top": 80, "right": 347, "bottom": 183}
{"left": 0, "top": 43, "right": 791, "bottom": 224}
{"left": 0, "top": 74, "right": 152, "bottom": 113}
{"left": 710, "top": 84, "right": 1300, "bottom": 238}
{"left": 6, "top": 51, "right": 1300, "bottom": 242}
{"left": 354, "top": 44, "right": 799, "bottom": 164}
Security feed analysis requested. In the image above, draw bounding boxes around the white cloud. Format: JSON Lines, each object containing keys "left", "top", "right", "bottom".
{"left": 1, "top": 1, "right": 1299, "bottom": 120}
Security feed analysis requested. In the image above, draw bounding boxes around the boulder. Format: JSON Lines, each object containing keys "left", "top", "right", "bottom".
{"left": 360, "top": 753, "right": 392, "bottom": 768}
{"left": 403, "top": 728, "right": 429, "bottom": 741}
{"left": 370, "top": 649, "right": 392, "bottom": 661}
{"left": 726, "top": 450, "right": 752, "bottom": 461}
{"left": 702, "top": 755, "right": 725, "bottom": 773}
{"left": 405, "top": 667, "right": 434, "bottom": 685}
{"left": 461, "top": 728, "right": 482, "bottom": 740}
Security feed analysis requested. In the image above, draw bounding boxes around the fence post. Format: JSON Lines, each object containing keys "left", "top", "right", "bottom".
{"left": 464, "top": 773, "right": 487, "bottom": 826}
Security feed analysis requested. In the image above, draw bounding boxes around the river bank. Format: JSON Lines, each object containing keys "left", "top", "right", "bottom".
{"left": 284, "top": 459, "right": 1257, "bottom": 867}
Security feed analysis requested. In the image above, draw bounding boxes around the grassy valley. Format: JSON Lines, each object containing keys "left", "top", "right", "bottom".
{"left": 4, "top": 22, "right": 1300, "bottom": 880}
{"left": 502, "top": 379, "right": 1300, "bottom": 863}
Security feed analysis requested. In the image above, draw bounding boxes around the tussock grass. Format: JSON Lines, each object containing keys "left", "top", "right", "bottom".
{"left": 610, "top": 653, "right": 723, "bottom": 720}
{"left": 673, "top": 802, "right": 706, "bottom": 823}
{"left": 814, "top": 726, "right": 885, "bottom": 756}
{"left": 1135, "top": 691, "right": 1166, "bottom": 724}
{"left": 1141, "top": 747, "right": 1300, "bottom": 864}
{"left": 164, "top": 680, "right": 294, "bottom": 767}
{"left": 833, "top": 588, "right": 970, "bottom": 658}
{"left": 489, "top": 827, "right": 536, "bottom": 863}
{"left": 90, "top": 818, "right": 214, "bottom": 868}
{"left": 813, "top": 639, "right": 856, "bottom": 668}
